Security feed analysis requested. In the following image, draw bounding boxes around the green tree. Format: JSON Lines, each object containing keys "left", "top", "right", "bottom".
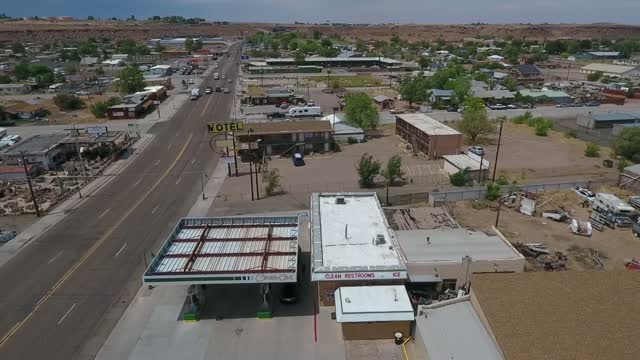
{"left": 0, "top": 74, "right": 12, "bottom": 83}
{"left": 418, "top": 56, "right": 431, "bottom": 69}
{"left": 613, "top": 128, "right": 640, "bottom": 162}
{"left": 381, "top": 155, "right": 405, "bottom": 204}
{"left": 118, "top": 66, "right": 145, "bottom": 94}
{"left": 95, "top": 66, "right": 105, "bottom": 76}
{"left": 90, "top": 97, "right": 120, "bottom": 118}
{"left": 262, "top": 168, "right": 282, "bottom": 196}
{"left": 294, "top": 50, "right": 305, "bottom": 64}
{"left": 459, "top": 97, "right": 495, "bottom": 143}
{"left": 13, "top": 62, "right": 30, "bottom": 80}
{"left": 64, "top": 62, "right": 80, "bottom": 75}
{"left": 355, "top": 39, "right": 367, "bottom": 53}
{"left": 586, "top": 71, "right": 603, "bottom": 82}
{"left": 485, "top": 182, "right": 501, "bottom": 201}
{"left": 503, "top": 76, "right": 518, "bottom": 91}
{"left": 399, "top": 73, "right": 428, "bottom": 108}
{"left": 446, "top": 76, "right": 471, "bottom": 105}
{"left": 584, "top": 142, "right": 601, "bottom": 157}
{"left": 11, "top": 42, "right": 25, "bottom": 54}
{"left": 449, "top": 168, "right": 473, "bottom": 186}
{"left": 344, "top": 93, "right": 379, "bottom": 130}
{"left": 356, "top": 153, "right": 381, "bottom": 188}
{"left": 617, "top": 158, "right": 630, "bottom": 172}
{"left": 53, "top": 94, "right": 85, "bottom": 111}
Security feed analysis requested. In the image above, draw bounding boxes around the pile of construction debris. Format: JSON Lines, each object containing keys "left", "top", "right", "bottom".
{"left": 386, "top": 207, "right": 459, "bottom": 230}
{"left": 514, "top": 243, "right": 568, "bottom": 272}
{"left": 567, "top": 245, "right": 607, "bottom": 271}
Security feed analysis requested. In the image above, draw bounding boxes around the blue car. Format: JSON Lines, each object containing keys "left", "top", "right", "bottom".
{"left": 292, "top": 153, "right": 305, "bottom": 166}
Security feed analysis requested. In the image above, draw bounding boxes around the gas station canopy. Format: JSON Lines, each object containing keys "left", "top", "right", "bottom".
{"left": 143, "top": 216, "right": 300, "bottom": 285}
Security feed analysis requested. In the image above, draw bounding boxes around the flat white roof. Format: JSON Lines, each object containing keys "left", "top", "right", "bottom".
{"left": 396, "top": 113, "right": 461, "bottom": 136}
{"left": 581, "top": 63, "right": 636, "bottom": 74}
{"left": 335, "top": 286, "right": 414, "bottom": 323}
{"left": 396, "top": 229, "right": 524, "bottom": 263}
{"left": 417, "top": 300, "right": 504, "bottom": 360}
{"left": 310, "top": 193, "right": 406, "bottom": 280}
{"left": 443, "top": 154, "right": 489, "bottom": 171}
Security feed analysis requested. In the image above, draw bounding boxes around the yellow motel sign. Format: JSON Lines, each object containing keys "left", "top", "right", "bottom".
{"left": 207, "top": 121, "right": 244, "bottom": 133}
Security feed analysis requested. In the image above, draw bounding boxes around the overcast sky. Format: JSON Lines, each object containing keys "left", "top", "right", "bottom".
{"left": 4, "top": 0, "right": 640, "bottom": 24}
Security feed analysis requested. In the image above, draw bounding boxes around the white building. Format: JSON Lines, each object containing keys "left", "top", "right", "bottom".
{"left": 310, "top": 192, "right": 407, "bottom": 305}
{"left": 487, "top": 54, "right": 504, "bottom": 62}
{"left": 580, "top": 63, "right": 640, "bottom": 78}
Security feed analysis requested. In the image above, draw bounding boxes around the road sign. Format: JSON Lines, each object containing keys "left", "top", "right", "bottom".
{"left": 216, "top": 139, "right": 233, "bottom": 148}
{"left": 207, "top": 121, "right": 244, "bottom": 133}
{"left": 86, "top": 126, "right": 107, "bottom": 135}
{"left": 220, "top": 156, "right": 235, "bottom": 164}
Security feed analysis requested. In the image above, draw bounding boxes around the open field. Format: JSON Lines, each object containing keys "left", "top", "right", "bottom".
{"left": 306, "top": 75, "right": 383, "bottom": 88}
{"left": 3, "top": 20, "right": 640, "bottom": 43}
{"left": 0, "top": 94, "right": 120, "bottom": 125}
{"left": 479, "top": 122, "right": 618, "bottom": 183}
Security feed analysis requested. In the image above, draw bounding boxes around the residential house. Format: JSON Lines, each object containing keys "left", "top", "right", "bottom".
{"left": 429, "top": 89, "right": 454, "bottom": 104}
{"left": 0, "top": 84, "right": 32, "bottom": 95}
{"left": 80, "top": 57, "right": 99, "bottom": 66}
{"left": 150, "top": 65, "right": 172, "bottom": 76}
{"left": 514, "top": 64, "right": 543, "bottom": 79}
{"left": 372, "top": 95, "right": 394, "bottom": 110}
{"left": 0, "top": 133, "right": 68, "bottom": 170}
{"left": 4, "top": 102, "right": 45, "bottom": 119}
{"left": 487, "top": 54, "right": 504, "bottom": 62}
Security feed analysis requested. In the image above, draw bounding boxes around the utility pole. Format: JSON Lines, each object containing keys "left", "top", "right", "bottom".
{"left": 200, "top": 172, "right": 206, "bottom": 200}
{"left": 20, "top": 153, "right": 40, "bottom": 217}
{"left": 224, "top": 133, "right": 231, "bottom": 177}
{"left": 492, "top": 119, "right": 504, "bottom": 183}
{"left": 232, "top": 132, "right": 238, "bottom": 176}
{"left": 478, "top": 153, "right": 485, "bottom": 184}
{"left": 248, "top": 129, "right": 255, "bottom": 201}
{"left": 66, "top": 123, "right": 87, "bottom": 197}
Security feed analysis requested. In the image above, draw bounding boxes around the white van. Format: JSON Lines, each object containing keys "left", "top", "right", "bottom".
{"left": 287, "top": 106, "right": 322, "bottom": 118}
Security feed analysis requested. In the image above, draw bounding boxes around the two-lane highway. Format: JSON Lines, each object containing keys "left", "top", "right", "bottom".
{"left": 0, "top": 43, "right": 242, "bottom": 360}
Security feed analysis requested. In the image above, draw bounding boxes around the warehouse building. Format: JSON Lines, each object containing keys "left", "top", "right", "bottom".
{"left": 396, "top": 113, "right": 463, "bottom": 159}
{"left": 0, "top": 133, "right": 68, "bottom": 170}
{"left": 264, "top": 57, "right": 402, "bottom": 68}
{"left": 310, "top": 192, "right": 407, "bottom": 306}
{"left": 581, "top": 63, "right": 640, "bottom": 78}
{"left": 517, "top": 88, "right": 572, "bottom": 104}
{"left": 396, "top": 228, "right": 525, "bottom": 290}
{"left": 576, "top": 112, "right": 640, "bottom": 129}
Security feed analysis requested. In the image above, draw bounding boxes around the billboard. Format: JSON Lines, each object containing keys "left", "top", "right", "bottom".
{"left": 86, "top": 126, "right": 108, "bottom": 135}
{"left": 207, "top": 121, "right": 244, "bottom": 133}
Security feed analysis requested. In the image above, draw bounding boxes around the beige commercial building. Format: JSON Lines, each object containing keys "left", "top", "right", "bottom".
{"left": 395, "top": 113, "right": 463, "bottom": 159}
{"left": 580, "top": 63, "right": 640, "bottom": 78}
{"left": 396, "top": 227, "right": 525, "bottom": 290}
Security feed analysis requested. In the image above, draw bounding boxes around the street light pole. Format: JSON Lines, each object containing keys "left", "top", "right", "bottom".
{"left": 200, "top": 172, "right": 206, "bottom": 200}
{"left": 20, "top": 153, "right": 41, "bottom": 217}
{"left": 492, "top": 119, "right": 504, "bottom": 183}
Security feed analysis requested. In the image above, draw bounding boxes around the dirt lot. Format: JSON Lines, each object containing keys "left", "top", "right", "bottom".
{"left": 0, "top": 94, "right": 118, "bottom": 125}
{"left": 481, "top": 122, "right": 617, "bottom": 183}
{"left": 4, "top": 20, "right": 640, "bottom": 43}
{"left": 450, "top": 188, "right": 640, "bottom": 271}
{"left": 214, "top": 129, "right": 448, "bottom": 205}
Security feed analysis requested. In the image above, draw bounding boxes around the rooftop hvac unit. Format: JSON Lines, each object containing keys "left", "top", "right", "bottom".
{"left": 335, "top": 196, "right": 346, "bottom": 205}
{"left": 375, "top": 233, "right": 386, "bottom": 245}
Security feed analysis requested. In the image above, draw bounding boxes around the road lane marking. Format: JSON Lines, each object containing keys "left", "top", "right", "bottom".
{"left": 168, "top": 144, "right": 172, "bottom": 150}
{"left": 191, "top": 159, "right": 196, "bottom": 165}
{"left": 57, "top": 303, "right": 77, "bottom": 325}
{"left": 154, "top": 160, "right": 160, "bottom": 166}
{"left": 201, "top": 93, "right": 215, "bottom": 117}
{"left": 175, "top": 177, "right": 182, "bottom": 185}
{"left": 47, "top": 250, "right": 63, "bottom": 264}
{"left": 98, "top": 208, "right": 111, "bottom": 219}
{"left": 133, "top": 178, "right": 143, "bottom": 187}
{"left": 152, "top": 204, "right": 159, "bottom": 214}
{"left": 114, "top": 243, "right": 127, "bottom": 258}
{"left": 0, "top": 133, "right": 194, "bottom": 348}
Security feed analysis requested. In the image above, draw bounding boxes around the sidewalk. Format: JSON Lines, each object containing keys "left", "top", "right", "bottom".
{"left": 0, "top": 134, "right": 154, "bottom": 268}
